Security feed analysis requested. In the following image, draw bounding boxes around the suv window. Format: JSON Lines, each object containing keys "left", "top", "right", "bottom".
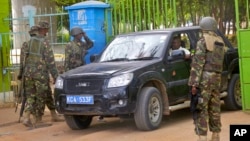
{"left": 168, "top": 32, "right": 192, "bottom": 59}
{"left": 100, "top": 34, "right": 168, "bottom": 62}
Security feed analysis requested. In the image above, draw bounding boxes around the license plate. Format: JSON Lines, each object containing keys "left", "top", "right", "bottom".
{"left": 66, "top": 95, "right": 94, "bottom": 104}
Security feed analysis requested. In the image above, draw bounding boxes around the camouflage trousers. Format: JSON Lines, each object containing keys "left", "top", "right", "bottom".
{"left": 24, "top": 77, "right": 47, "bottom": 117}
{"left": 194, "top": 71, "right": 222, "bottom": 136}
{"left": 45, "top": 83, "right": 56, "bottom": 111}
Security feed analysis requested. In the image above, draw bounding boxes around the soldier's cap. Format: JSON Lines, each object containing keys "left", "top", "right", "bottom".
{"left": 38, "top": 20, "right": 50, "bottom": 29}
{"left": 29, "top": 25, "right": 39, "bottom": 35}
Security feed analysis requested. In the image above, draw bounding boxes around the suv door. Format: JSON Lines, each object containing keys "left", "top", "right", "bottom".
{"left": 164, "top": 32, "right": 193, "bottom": 105}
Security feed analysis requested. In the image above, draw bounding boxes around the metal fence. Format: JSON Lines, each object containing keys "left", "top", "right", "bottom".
{"left": 0, "top": 7, "right": 69, "bottom": 107}
{"left": 1, "top": 0, "right": 176, "bottom": 106}
{"left": 107, "top": 0, "right": 176, "bottom": 36}
{"left": 235, "top": 0, "right": 250, "bottom": 111}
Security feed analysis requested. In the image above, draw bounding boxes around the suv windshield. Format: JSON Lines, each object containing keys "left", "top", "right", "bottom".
{"left": 100, "top": 34, "right": 168, "bottom": 62}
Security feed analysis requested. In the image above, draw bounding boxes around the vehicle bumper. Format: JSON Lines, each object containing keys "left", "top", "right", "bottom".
{"left": 55, "top": 87, "right": 136, "bottom": 116}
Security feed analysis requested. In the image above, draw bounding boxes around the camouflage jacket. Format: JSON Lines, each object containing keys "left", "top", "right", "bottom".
{"left": 18, "top": 41, "right": 28, "bottom": 78}
{"left": 23, "top": 34, "right": 58, "bottom": 81}
{"left": 64, "top": 36, "right": 93, "bottom": 72}
{"left": 188, "top": 32, "right": 225, "bottom": 88}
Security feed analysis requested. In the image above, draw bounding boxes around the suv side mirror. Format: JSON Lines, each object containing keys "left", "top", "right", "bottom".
{"left": 168, "top": 50, "right": 185, "bottom": 61}
{"left": 90, "top": 54, "right": 99, "bottom": 62}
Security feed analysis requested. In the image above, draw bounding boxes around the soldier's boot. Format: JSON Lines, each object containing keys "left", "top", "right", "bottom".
{"left": 210, "top": 132, "right": 220, "bottom": 141}
{"left": 50, "top": 110, "right": 64, "bottom": 122}
{"left": 33, "top": 116, "right": 52, "bottom": 128}
{"left": 35, "top": 116, "right": 42, "bottom": 123}
{"left": 22, "top": 111, "right": 33, "bottom": 127}
{"left": 197, "top": 135, "right": 207, "bottom": 141}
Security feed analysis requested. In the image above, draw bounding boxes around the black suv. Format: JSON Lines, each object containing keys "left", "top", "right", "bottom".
{"left": 54, "top": 26, "right": 240, "bottom": 131}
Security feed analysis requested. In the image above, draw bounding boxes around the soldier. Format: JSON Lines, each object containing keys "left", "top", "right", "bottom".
{"left": 188, "top": 17, "right": 225, "bottom": 141}
{"left": 64, "top": 26, "right": 93, "bottom": 72}
{"left": 18, "top": 26, "right": 39, "bottom": 80}
{"left": 17, "top": 26, "right": 39, "bottom": 127}
{"left": 36, "top": 21, "right": 64, "bottom": 122}
{"left": 21, "top": 21, "right": 59, "bottom": 127}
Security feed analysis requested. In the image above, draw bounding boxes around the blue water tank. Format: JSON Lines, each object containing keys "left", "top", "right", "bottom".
{"left": 65, "top": 0, "right": 111, "bottom": 64}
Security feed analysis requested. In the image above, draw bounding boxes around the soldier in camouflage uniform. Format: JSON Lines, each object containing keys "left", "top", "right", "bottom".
{"left": 18, "top": 26, "right": 39, "bottom": 127}
{"left": 36, "top": 21, "right": 64, "bottom": 123}
{"left": 64, "top": 26, "right": 93, "bottom": 71}
{"left": 188, "top": 17, "right": 225, "bottom": 141}
{"left": 18, "top": 26, "right": 39, "bottom": 80}
{"left": 21, "top": 21, "right": 59, "bottom": 128}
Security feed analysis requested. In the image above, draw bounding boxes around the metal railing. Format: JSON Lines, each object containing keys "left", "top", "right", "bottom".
{"left": 1, "top": 0, "right": 177, "bottom": 106}
{"left": 235, "top": 0, "right": 250, "bottom": 111}
{"left": 107, "top": 0, "right": 176, "bottom": 36}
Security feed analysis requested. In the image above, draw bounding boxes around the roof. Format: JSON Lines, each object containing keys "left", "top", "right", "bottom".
{"left": 117, "top": 26, "right": 201, "bottom": 36}
{"left": 65, "top": 1, "right": 110, "bottom": 10}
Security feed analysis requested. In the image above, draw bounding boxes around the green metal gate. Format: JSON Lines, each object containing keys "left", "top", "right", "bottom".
{"left": 107, "top": 0, "right": 177, "bottom": 36}
{"left": 1, "top": 0, "right": 177, "bottom": 106}
{"left": 0, "top": 0, "right": 13, "bottom": 107}
{"left": 0, "top": 6, "right": 68, "bottom": 107}
{"left": 235, "top": 0, "right": 250, "bottom": 111}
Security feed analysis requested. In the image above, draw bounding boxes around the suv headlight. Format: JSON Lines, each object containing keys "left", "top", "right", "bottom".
{"left": 107, "top": 73, "right": 133, "bottom": 88}
{"left": 55, "top": 76, "right": 64, "bottom": 89}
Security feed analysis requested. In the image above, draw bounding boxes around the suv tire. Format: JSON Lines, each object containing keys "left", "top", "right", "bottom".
{"left": 64, "top": 115, "right": 93, "bottom": 130}
{"left": 224, "top": 74, "right": 242, "bottom": 110}
{"left": 134, "top": 87, "right": 163, "bottom": 131}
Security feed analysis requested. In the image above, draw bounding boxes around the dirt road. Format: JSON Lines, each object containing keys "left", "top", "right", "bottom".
{"left": 0, "top": 105, "right": 250, "bottom": 141}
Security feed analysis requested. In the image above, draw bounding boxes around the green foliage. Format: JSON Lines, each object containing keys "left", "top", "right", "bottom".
{"left": 54, "top": 0, "right": 106, "bottom": 7}
{"left": 51, "top": 0, "right": 242, "bottom": 37}
{"left": 226, "top": 34, "right": 237, "bottom": 47}
{"left": 57, "top": 31, "right": 70, "bottom": 43}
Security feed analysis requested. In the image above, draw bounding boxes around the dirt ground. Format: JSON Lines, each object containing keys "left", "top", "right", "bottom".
{"left": 0, "top": 104, "right": 250, "bottom": 141}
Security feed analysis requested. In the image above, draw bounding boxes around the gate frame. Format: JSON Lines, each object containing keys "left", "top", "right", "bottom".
{"left": 235, "top": 0, "right": 250, "bottom": 111}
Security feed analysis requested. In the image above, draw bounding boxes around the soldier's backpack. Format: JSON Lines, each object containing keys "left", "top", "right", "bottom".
{"left": 24, "top": 37, "right": 46, "bottom": 78}
{"left": 203, "top": 41, "right": 225, "bottom": 73}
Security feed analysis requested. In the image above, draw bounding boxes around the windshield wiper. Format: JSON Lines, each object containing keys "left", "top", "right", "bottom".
{"left": 130, "top": 57, "right": 158, "bottom": 61}
{"left": 104, "top": 58, "right": 130, "bottom": 62}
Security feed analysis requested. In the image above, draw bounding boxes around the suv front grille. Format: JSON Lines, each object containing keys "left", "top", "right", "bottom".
{"left": 64, "top": 78, "right": 104, "bottom": 94}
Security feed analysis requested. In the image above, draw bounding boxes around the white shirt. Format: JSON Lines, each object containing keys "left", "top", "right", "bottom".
{"left": 169, "top": 46, "right": 190, "bottom": 56}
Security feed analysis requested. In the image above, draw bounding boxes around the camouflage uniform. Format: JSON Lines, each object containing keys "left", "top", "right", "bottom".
{"left": 36, "top": 21, "right": 64, "bottom": 122}
{"left": 37, "top": 21, "right": 57, "bottom": 112}
{"left": 188, "top": 31, "right": 225, "bottom": 137}
{"left": 64, "top": 27, "right": 93, "bottom": 71}
{"left": 18, "top": 26, "right": 39, "bottom": 80}
{"left": 23, "top": 23, "right": 58, "bottom": 123}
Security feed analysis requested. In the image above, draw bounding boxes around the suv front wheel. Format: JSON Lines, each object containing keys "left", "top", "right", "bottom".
{"left": 134, "top": 87, "right": 163, "bottom": 131}
{"left": 64, "top": 115, "right": 93, "bottom": 130}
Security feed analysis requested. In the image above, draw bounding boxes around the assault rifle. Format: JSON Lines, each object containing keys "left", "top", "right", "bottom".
{"left": 15, "top": 81, "right": 21, "bottom": 113}
{"left": 190, "top": 88, "right": 202, "bottom": 135}
{"left": 18, "top": 78, "right": 26, "bottom": 123}
{"left": 15, "top": 52, "right": 28, "bottom": 122}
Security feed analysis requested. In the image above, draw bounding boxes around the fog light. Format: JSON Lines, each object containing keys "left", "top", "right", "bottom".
{"left": 118, "top": 99, "right": 124, "bottom": 105}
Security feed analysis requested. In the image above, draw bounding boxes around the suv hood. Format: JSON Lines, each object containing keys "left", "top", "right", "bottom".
{"left": 63, "top": 60, "right": 160, "bottom": 78}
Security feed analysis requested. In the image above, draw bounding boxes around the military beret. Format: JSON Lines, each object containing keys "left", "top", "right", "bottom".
{"left": 29, "top": 25, "right": 39, "bottom": 35}
{"left": 38, "top": 20, "right": 50, "bottom": 29}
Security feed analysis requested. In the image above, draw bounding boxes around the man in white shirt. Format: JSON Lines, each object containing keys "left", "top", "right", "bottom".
{"left": 169, "top": 36, "right": 191, "bottom": 59}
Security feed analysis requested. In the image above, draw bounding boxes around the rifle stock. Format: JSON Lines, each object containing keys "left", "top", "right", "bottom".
{"left": 19, "top": 94, "right": 26, "bottom": 122}
{"left": 18, "top": 72, "right": 26, "bottom": 123}
{"left": 17, "top": 52, "right": 28, "bottom": 122}
{"left": 15, "top": 80, "right": 22, "bottom": 113}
